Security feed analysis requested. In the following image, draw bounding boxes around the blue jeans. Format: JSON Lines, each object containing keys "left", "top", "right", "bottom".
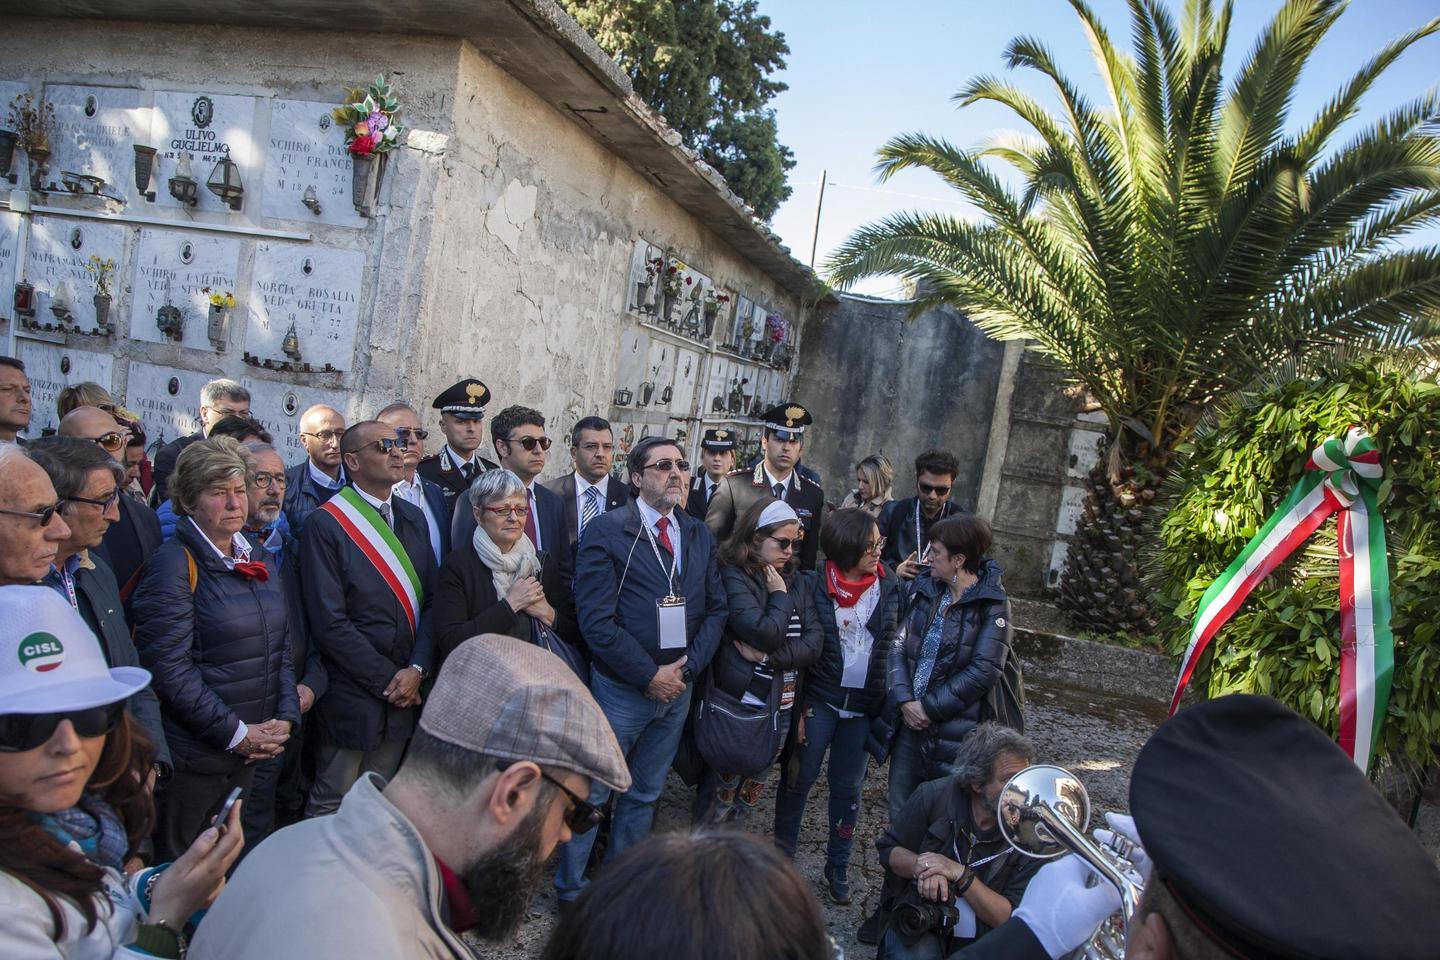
{"left": 555, "top": 669, "right": 693, "bottom": 900}
{"left": 773, "top": 698, "right": 870, "bottom": 872}
{"left": 887, "top": 725, "right": 928, "bottom": 823}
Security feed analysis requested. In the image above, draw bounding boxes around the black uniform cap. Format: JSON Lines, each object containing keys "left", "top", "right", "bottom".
{"left": 701, "top": 428, "right": 737, "bottom": 452}
{"left": 761, "top": 402, "right": 812, "bottom": 441}
{"left": 432, "top": 379, "right": 491, "bottom": 419}
{"left": 1130, "top": 694, "right": 1440, "bottom": 960}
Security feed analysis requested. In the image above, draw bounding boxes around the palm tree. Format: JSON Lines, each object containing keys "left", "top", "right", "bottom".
{"left": 826, "top": 0, "right": 1440, "bottom": 633}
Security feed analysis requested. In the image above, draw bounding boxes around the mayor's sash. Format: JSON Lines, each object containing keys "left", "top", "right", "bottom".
{"left": 318, "top": 486, "right": 423, "bottom": 634}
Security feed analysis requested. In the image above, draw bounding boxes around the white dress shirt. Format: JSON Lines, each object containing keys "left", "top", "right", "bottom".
{"left": 635, "top": 496, "right": 682, "bottom": 576}
{"left": 394, "top": 473, "right": 442, "bottom": 563}
{"left": 575, "top": 473, "right": 611, "bottom": 524}
{"left": 352, "top": 483, "right": 395, "bottom": 524}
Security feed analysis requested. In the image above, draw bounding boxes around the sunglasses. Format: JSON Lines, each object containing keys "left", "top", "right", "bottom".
{"left": 482, "top": 505, "right": 530, "bottom": 518}
{"left": 0, "top": 701, "right": 126, "bottom": 753}
{"left": 641, "top": 459, "right": 691, "bottom": 474}
{"left": 66, "top": 488, "right": 121, "bottom": 511}
{"left": 539, "top": 770, "right": 603, "bottom": 833}
{"left": 251, "top": 472, "right": 288, "bottom": 489}
{"left": 87, "top": 432, "right": 127, "bottom": 454}
{"left": 768, "top": 534, "right": 805, "bottom": 551}
{"left": 919, "top": 482, "right": 952, "bottom": 497}
{"left": 393, "top": 427, "right": 429, "bottom": 441}
{"left": 361, "top": 438, "right": 409, "bottom": 454}
{"left": 504, "top": 436, "right": 553, "bottom": 452}
{"left": 0, "top": 502, "right": 64, "bottom": 527}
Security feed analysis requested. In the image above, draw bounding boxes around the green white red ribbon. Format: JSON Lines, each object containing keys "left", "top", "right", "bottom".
{"left": 1170, "top": 428, "right": 1393, "bottom": 772}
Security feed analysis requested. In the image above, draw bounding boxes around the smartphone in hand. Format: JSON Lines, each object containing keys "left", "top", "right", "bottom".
{"left": 212, "top": 787, "right": 243, "bottom": 832}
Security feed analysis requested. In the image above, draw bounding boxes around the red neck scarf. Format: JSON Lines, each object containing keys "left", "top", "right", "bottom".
{"left": 825, "top": 560, "right": 880, "bottom": 608}
{"left": 433, "top": 855, "right": 480, "bottom": 933}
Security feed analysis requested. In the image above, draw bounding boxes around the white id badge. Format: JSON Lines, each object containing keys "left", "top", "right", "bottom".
{"left": 953, "top": 899, "right": 978, "bottom": 938}
{"left": 657, "top": 596, "right": 688, "bottom": 650}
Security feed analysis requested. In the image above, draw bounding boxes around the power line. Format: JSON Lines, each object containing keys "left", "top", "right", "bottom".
{"left": 790, "top": 179, "right": 973, "bottom": 207}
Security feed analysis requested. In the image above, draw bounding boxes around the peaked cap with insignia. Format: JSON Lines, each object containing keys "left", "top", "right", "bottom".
{"left": 701, "top": 428, "right": 738, "bottom": 451}
{"left": 761, "top": 401, "right": 812, "bottom": 440}
{"left": 432, "top": 378, "right": 491, "bottom": 419}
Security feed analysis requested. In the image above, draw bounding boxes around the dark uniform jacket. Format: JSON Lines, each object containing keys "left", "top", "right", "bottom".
{"left": 574, "top": 501, "right": 728, "bottom": 690}
{"left": 95, "top": 494, "right": 163, "bottom": 605}
{"left": 433, "top": 546, "right": 578, "bottom": 671}
{"left": 705, "top": 461, "right": 826, "bottom": 570}
{"left": 148, "top": 430, "right": 202, "bottom": 507}
{"left": 879, "top": 496, "right": 964, "bottom": 569}
{"left": 130, "top": 520, "right": 300, "bottom": 775}
{"left": 686, "top": 473, "right": 724, "bottom": 521}
{"left": 282, "top": 460, "right": 344, "bottom": 536}
{"left": 886, "top": 561, "right": 1011, "bottom": 778}
{"left": 301, "top": 489, "right": 436, "bottom": 751}
{"left": 544, "top": 471, "right": 630, "bottom": 555}
{"left": 417, "top": 447, "right": 499, "bottom": 524}
{"left": 72, "top": 553, "right": 172, "bottom": 769}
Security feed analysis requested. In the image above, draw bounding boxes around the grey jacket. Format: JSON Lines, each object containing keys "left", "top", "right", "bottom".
{"left": 189, "top": 773, "right": 470, "bottom": 960}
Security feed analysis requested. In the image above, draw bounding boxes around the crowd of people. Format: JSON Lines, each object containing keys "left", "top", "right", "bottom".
{"left": 2, "top": 353, "right": 1439, "bottom": 960}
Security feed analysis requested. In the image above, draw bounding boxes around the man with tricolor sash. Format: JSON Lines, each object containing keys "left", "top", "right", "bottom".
{"left": 301, "top": 420, "right": 438, "bottom": 817}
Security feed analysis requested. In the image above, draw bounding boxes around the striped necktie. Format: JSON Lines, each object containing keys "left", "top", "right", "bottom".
{"left": 581, "top": 485, "right": 601, "bottom": 533}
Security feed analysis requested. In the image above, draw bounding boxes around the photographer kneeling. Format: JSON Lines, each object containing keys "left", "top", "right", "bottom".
{"left": 875, "top": 723, "right": 1040, "bottom": 959}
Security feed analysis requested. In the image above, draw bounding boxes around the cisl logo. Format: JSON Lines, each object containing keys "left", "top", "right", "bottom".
{"left": 18, "top": 632, "right": 65, "bottom": 672}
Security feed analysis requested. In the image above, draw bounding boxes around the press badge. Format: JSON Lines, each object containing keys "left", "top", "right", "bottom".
{"left": 657, "top": 595, "right": 688, "bottom": 650}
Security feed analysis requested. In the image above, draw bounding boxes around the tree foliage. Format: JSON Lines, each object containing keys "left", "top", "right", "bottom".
{"left": 1155, "top": 359, "right": 1440, "bottom": 771}
{"left": 563, "top": 0, "right": 795, "bottom": 219}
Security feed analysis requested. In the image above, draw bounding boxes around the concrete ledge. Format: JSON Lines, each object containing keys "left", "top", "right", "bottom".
{"left": 1010, "top": 598, "right": 1175, "bottom": 703}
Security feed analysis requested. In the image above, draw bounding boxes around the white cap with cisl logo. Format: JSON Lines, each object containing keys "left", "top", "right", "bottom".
{"left": 0, "top": 585, "right": 151, "bottom": 715}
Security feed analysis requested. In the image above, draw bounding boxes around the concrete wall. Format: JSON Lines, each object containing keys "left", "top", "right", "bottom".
{"left": 792, "top": 293, "right": 1005, "bottom": 509}
{"left": 0, "top": 18, "right": 804, "bottom": 477}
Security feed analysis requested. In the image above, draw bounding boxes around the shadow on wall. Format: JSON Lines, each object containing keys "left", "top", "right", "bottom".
{"left": 791, "top": 294, "right": 1005, "bottom": 509}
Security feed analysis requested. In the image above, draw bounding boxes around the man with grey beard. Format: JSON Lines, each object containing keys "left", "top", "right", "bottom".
{"left": 191, "top": 634, "right": 630, "bottom": 958}
{"left": 242, "top": 441, "right": 328, "bottom": 838}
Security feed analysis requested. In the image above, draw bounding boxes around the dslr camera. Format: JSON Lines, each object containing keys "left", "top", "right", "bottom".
{"left": 893, "top": 897, "right": 961, "bottom": 939}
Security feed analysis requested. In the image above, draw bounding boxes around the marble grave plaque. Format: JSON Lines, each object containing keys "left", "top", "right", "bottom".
{"left": 262, "top": 99, "right": 367, "bottom": 228}
{"left": 123, "top": 362, "right": 211, "bottom": 445}
{"left": 241, "top": 377, "right": 347, "bottom": 465}
{"left": 0, "top": 212, "right": 18, "bottom": 315}
{"left": 148, "top": 91, "right": 258, "bottom": 214}
{"left": 130, "top": 228, "right": 242, "bottom": 350}
{"left": 16, "top": 343, "right": 114, "bottom": 437}
{"left": 245, "top": 242, "right": 363, "bottom": 370}
{"left": 26, "top": 216, "right": 127, "bottom": 325}
{"left": 43, "top": 84, "right": 145, "bottom": 198}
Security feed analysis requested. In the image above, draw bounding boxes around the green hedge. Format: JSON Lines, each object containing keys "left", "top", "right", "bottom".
{"left": 1156, "top": 360, "right": 1440, "bottom": 770}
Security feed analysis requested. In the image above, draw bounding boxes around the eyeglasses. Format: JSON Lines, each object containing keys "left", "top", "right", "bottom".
{"left": 65, "top": 488, "right": 121, "bottom": 511}
{"left": 482, "top": 505, "right": 530, "bottom": 518}
{"left": 768, "top": 534, "right": 804, "bottom": 551}
{"left": 301, "top": 429, "right": 345, "bottom": 445}
{"left": 0, "top": 701, "right": 125, "bottom": 753}
{"left": 86, "top": 432, "right": 127, "bottom": 454}
{"left": 0, "top": 503, "right": 63, "bottom": 527}
{"left": 865, "top": 536, "right": 887, "bottom": 555}
{"left": 918, "top": 482, "right": 952, "bottom": 497}
{"left": 641, "top": 459, "right": 691, "bottom": 474}
{"left": 538, "top": 770, "right": 603, "bottom": 833}
{"left": 393, "top": 428, "right": 429, "bottom": 441}
{"left": 360, "top": 438, "right": 408, "bottom": 454}
{"left": 504, "top": 435, "right": 553, "bottom": 452}
{"left": 251, "top": 472, "right": 288, "bottom": 489}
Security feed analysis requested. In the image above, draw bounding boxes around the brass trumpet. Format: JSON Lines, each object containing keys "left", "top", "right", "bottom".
{"left": 997, "top": 765, "right": 1145, "bottom": 959}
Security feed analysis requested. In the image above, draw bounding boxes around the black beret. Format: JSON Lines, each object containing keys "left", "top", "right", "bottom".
{"left": 1130, "top": 694, "right": 1440, "bottom": 959}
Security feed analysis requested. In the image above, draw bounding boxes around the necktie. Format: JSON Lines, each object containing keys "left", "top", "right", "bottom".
{"left": 460, "top": 461, "right": 474, "bottom": 485}
{"left": 524, "top": 488, "right": 539, "bottom": 547}
{"left": 655, "top": 515, "right": 674, "bottom": 554}
{"left": 378, "top": 501, "right": 393, "bottom": 529}
{"left": 581, "top": 486, "right": 601, "bottom": 533}
{"left": 772, "top": 481, "right": 785, "bottom": 500}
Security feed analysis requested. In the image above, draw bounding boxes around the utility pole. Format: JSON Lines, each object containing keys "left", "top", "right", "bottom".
{"left": 808, "top": 169, "right": 827, "bottom": 268}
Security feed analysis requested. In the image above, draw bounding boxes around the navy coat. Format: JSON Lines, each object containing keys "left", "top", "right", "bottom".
{"left": 574, "top": 500, "right": 728, "bottom": 691}
{"left": 450, "top": 480, "right": 573, "bottom": 581}
{"left": 301, "top": 488, "right": 436, "bottom": 751}
{"left": 248, "top": 523, "right": 329, "bottom": 702}
{"left": 130, "top": 519, "right": 300, "bottom": 775}
{"left": 94, "top": 494, "right": 163, "bottom": 605}
{"left": 544, "top": 472, "right": 630, "bottom": 556}
{"left": 805, "top": 567, "right": 903, "bottom": 716}
{"left": 710, "top": 566, "right": 822, "bottom": 702}
{"left": 282, "top": 460, "right": 343, "bottom": 536}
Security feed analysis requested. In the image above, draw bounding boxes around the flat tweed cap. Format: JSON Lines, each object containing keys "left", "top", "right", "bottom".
{"left": 1130, "top": 693, "right": 1440, "bottom": 960}
{"left": 420, "top": 634, "right": 631, "bottom": 793}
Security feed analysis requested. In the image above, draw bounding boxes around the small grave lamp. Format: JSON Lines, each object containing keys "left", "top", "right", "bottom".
{"left": 207, "top": 148, "right": 244, "bottom": 211}
{"left": 282, "top": 322, "right": 303, "bottom": 361}
{"left": 13, "top": 281, "right": 36, "bottom": 320}
{"left": 168, "top": 152, "right": 198, "bottom": 207}
{"left": 50, "top": 281, "right": 74, "bottom": 323}
{"left": 302, "top": 185, "right": 322, "bottom": 216}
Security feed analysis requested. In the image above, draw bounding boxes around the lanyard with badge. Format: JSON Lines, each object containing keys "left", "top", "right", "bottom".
{"left": 641, "top": 519, "right": 688, "bottom": 650}
{"left": 914, "top": 501, "right": 933, "bottom": 565}
{"left": 58, "top": 567, "right": 79, "bottom": 611}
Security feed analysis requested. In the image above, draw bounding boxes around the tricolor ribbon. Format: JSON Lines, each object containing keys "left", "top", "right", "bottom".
{"left": 1170, "top": 428, "right": 1393, "bottom": 772}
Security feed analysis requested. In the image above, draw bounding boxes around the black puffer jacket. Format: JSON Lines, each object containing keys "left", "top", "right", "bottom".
{"left": 131, "top": 518, "right": 300, "bottom": 775}
{"left": 886, "top": 559, "right": 1010, "bottom": 777}
{"left": 711, "top": 565, "right": 823, "bottom": 702}
{"left": 804, "top": 567, "right": 902, "bottom": 716}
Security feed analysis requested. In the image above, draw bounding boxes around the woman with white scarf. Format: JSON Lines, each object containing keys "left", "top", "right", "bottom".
{"left": 432, "top": 469, "right": 579, "bottom": 671}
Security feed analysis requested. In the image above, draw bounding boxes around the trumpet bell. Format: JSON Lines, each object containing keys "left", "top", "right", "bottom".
{"left": 998, "top": 763, "right": 1092, "bottom": 859}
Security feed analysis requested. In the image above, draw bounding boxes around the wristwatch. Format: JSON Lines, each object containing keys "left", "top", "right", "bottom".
{"left": 409, "top": 663, "right": 426, "bottom": 679}
{"left": 680, "top": 665, "right": 695, "bottom": 684}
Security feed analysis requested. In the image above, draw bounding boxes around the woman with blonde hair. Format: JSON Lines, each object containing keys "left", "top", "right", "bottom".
{"left": 840, "top": 454, "right": 894, "bottom": 517}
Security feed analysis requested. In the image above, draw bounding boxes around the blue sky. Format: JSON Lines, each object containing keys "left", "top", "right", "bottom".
{"left": 762, "top": 0, "right": 1440, "bottom": 298}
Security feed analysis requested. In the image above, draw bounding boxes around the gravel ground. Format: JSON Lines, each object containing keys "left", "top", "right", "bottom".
{"left": 473, "top": 679, "right": 1168, "bottom": 959}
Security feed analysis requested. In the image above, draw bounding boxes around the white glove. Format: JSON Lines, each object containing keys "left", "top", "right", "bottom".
{"left": 1094, "top": 812, "right": 1152, "bottom": 884}
{"left": 1013, "top": 854, "right": 1122, "bottom": 959}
